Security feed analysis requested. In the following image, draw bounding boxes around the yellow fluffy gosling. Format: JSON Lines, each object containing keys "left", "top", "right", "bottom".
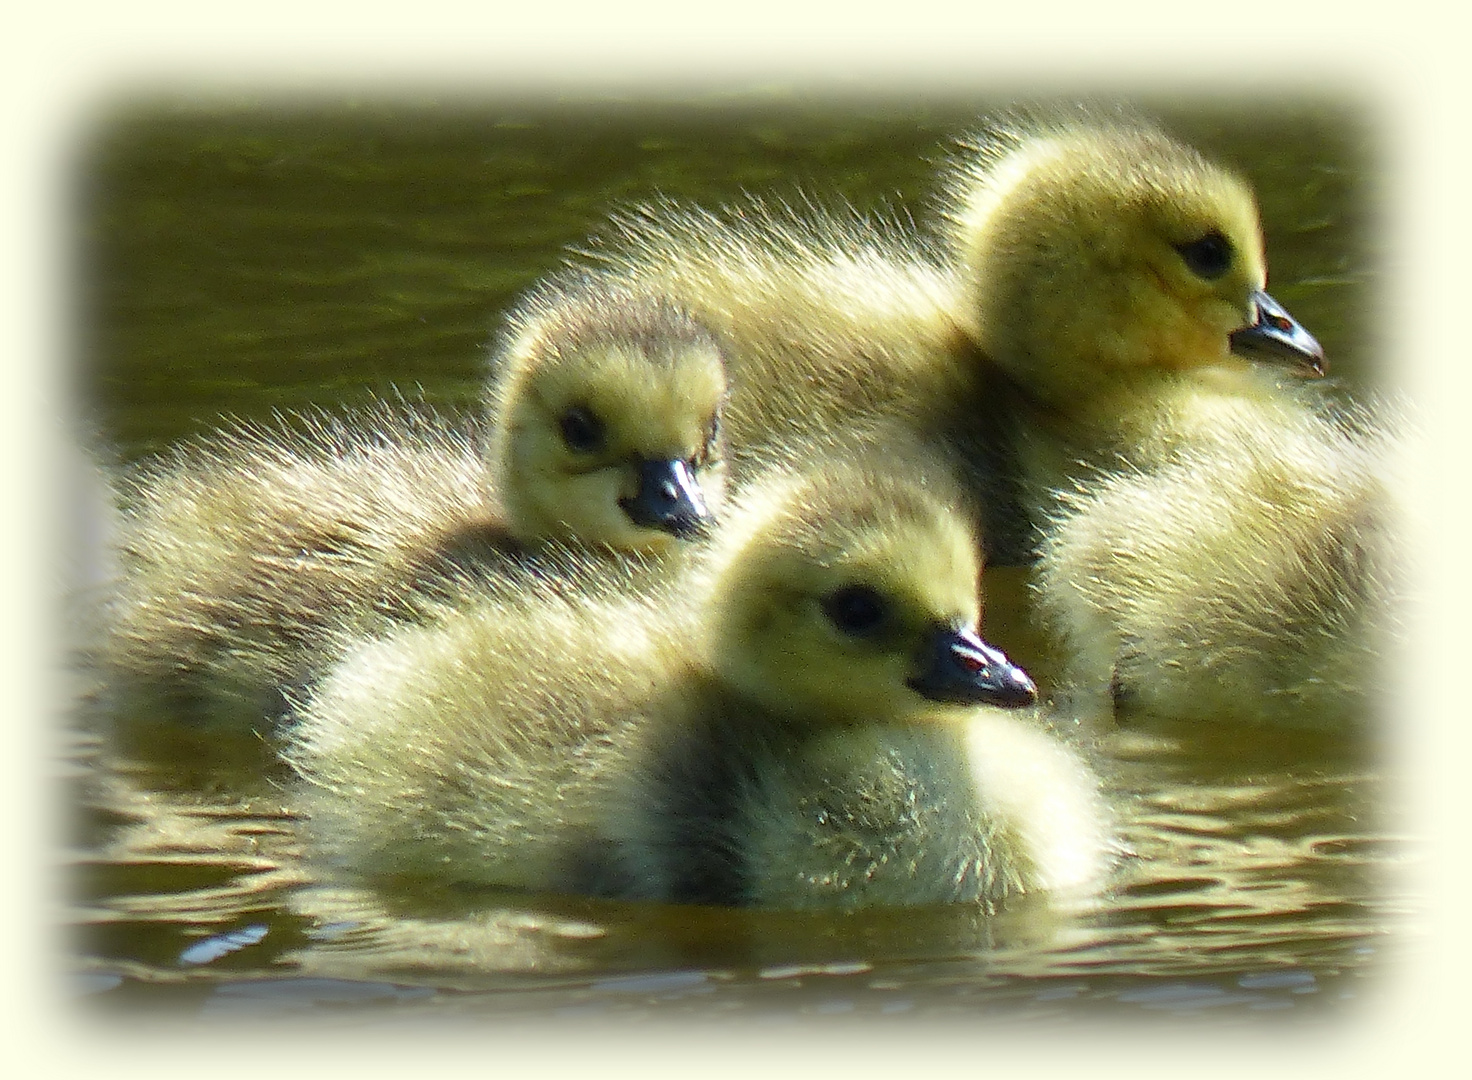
{"left": 287, "top": 450, "right": 1113, "bottom": 909}
{"left": 943, "top": 115, "right": 1405, "bottom": 726}
{"left": 101, "top": 289, "right": 728, "bottom": 723}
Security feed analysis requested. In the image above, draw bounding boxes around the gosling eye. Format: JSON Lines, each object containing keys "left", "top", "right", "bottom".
{"left": 1174, "top": 230, "right": 1234, "bottom": 280}
{"left": 559, "top": 405, "right": 606, "bottom": 453}
{"left": 820, "top": 584, "right": 892, "bottom": 638}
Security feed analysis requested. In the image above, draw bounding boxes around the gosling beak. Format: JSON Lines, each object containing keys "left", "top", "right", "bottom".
{"left": 907, "top": 624, "right": 1037, "bottom": 709}
{"left": 618, "top": 458, "right": 712, "bottom": 539}
{"left": 1228, "top": 289, "right": 1327, "bottom": 376}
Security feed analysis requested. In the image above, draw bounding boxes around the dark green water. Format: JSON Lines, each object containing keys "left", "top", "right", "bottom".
{"left": 65, "top": 90, "right": 1412, "bottom": 1024}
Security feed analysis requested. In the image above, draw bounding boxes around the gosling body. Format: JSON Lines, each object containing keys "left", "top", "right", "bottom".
{"left": 1037, "top": 400, "right": 1406, "bottom": 728}
{"left": 617, "top": 700, "right": 1108, "bottom": 909}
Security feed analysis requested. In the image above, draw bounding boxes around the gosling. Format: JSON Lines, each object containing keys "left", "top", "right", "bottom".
{"left": 942, "top": 114, "right": 1405, "bottom": 727}
{"left": 101, "top": 288, "right": 728, "bottom": 724}
{"left": 287, "top": 450, "right": 1113, "bottom": 909}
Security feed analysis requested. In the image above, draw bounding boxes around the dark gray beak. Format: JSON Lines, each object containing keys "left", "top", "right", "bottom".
{"left": 619, "top": 458, "right": 712, "bottom": 539}
{"left": 907, "top": 624, "right": 1037, "bottom": 708}
{"left": 1228, "top": 289, "right": 1327, "bottom": 376}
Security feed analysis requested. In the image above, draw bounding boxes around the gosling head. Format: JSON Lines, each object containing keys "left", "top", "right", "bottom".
{"left": 704, "top": 458, "right": 1036, "bottom": 727}
{"left": 490, "top": 287, "right": 728, "bottom": 552}
{"left": 944, "top": 117, "right": 1325, "bottom": 411}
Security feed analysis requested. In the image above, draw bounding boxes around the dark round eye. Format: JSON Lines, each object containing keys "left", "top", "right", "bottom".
{"left": 821, "top": 584, "right": 891, "bottom": 638}
{"left": 559, "top": 405, "right": 605, "bottom": 452}
{"left": 1174, "top": 231, "right": 1233, "bottom": 280}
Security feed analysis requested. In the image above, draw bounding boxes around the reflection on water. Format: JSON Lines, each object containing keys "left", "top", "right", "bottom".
{"left": 68, "top": 713, "right": 1404, "bottom": 1019}
{"left": 64, "top": 91, "right": 1413, "bottom": 1022}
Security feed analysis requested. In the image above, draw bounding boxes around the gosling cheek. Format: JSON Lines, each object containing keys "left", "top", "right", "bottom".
{"left": 554, "top": 471, "right": 645, "bottom": 547}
